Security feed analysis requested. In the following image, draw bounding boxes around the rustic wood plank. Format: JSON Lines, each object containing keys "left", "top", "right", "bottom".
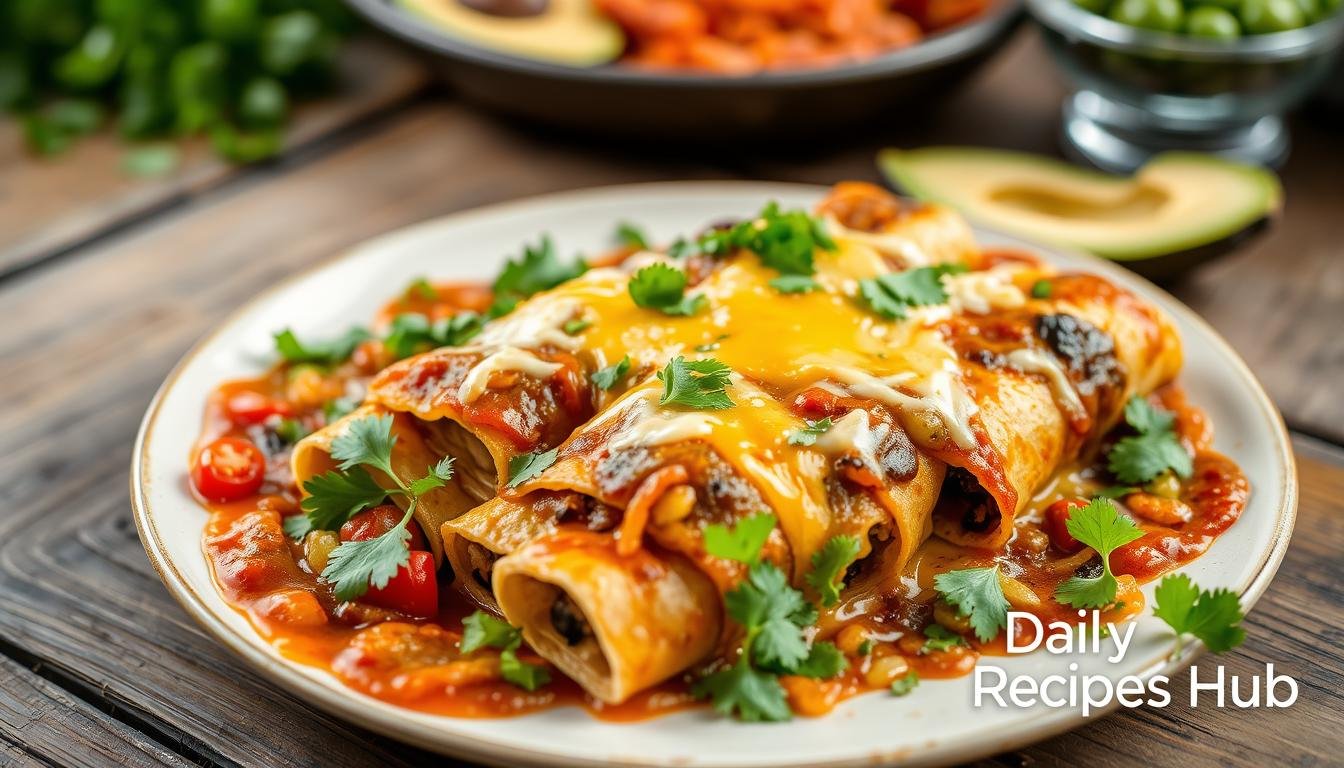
{"left": 741, "top": 28, "right": 1344, "bottom": 443}
{"left": 0, "top": 36, "right": 428, "bottom": 279}
{"left": 0, "top": 100, "right": 728, "bottom": 768}
{"left": 0, "top": 654, "right": 191, "bottom": 768}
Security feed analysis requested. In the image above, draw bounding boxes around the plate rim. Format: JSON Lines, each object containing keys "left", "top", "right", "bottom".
{"left": 131, "top": 180, "right": 1298, "bottom": 768}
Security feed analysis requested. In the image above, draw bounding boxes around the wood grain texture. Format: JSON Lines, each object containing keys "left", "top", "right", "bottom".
{"left": 0, "top": 654, "right": 190, "bottom": 768}
{"left": 1, "top": 25, "right": 1342, "bottom": 768}
{"left": 0, "top": 37, "right": 428, "bottom": 279}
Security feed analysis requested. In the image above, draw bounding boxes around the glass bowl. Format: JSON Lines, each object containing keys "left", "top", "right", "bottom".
{"left": 1029, "top": 0, "right": 1344, "bottom": 170}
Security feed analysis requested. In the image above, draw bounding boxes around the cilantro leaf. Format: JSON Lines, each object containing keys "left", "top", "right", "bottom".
{"left": 933, "top": 566, "right": 1010, "bottom": 643}
{"left": 491, "top": 235, "right": 587, "bottom": 317}
{"left": 507, "top": 448, "right": 558, "bottom": 488}
{"left": 1153, "top": 573, "right": 1245, "bottom": 653}
{"left": 890, "top": 671, "right": 919, "bottom": 696}
{"left": 591, "top": 355, "right": 631, "bottom": 391}
{"left": 563, "top": 318, "right": 591, "bottom": 335}
{"left": 920, "top": 624, "right": 968, "bottom": 654}
{"left": 499, "top": 648, "right": 551, "bottom": 691}
{"left": 406, "top": 277, "right": 437, "bottom": 301}
{"left": 383, "top": 311, "right": 484, "bottom": 360}
{"left": 330, "top": 414, "right": 397, "bottom": 478}
{"left": 768, "top": 275, "right": 820, "bottom": 294}
{"left": 692, "top": 658, "right": 792, "bottom": 723}
{"left": 738, "top": 202, "right": 836, "bottom": 275}
{"left": 1107, "top": 397, "right": 1193, "bottom": 484}
{"left": 460, "top": 610, "right": 522, "bottom": 653}
{"left": 729, "top": 564, "right": 810, "bottom": 670}
{"left": 432, "top": 312, "right": 485, "bottom": 347}
{"left": 408, "top": 456, "right": 455, "bottom": 497}
{"left": 1095, "top": 485, "right": 1140, "bottom": 499}
{"left": 789, "top": 641, "right": 847, "bottom": 679}
{"left": 615, "top": 221, "right": 650, "bottom": 250}
{"left": 804, "top": 535, "right": 861, "bottom": 607}
{"left": 274, "top": 326, "right": 370, "bottom": 365}
{"left": 628, "top": 264, "right": 707, "bottom": 317}
{"left": 322, "top": 521, "right": 411, "bottom": 601}
{"left": 787, "top": 417, "right": 833, "bottom": 447}
{"left": 282, "top": 513, "right": 314, "bottom": 540}
{"left": 703, "top": 513, "right": 777, "bottom": 565}
{"left": 296, "top": 466, "right": 388, "bottom": 536}
{"left": 656, "top": 356, "right": 734, "bottom": 410}
{"left": 1053, "top": 498, "right": 1144, "bottom": 608}
{"left": 858, "top": 265, "right": 965, "bottom": 320}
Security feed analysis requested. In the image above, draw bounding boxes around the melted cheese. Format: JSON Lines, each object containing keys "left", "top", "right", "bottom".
{"left": 942, "top": 266, "right": 1027, "bottom": 315}
{"left": 826, "top": 216, "right": 934, "bottom": 267}
{"left": 1006, "top": 348, "right": 1085, "bottom": 419}
{"left": 814, "top": 409, "right": 889, "bottom": 473}
{"left": 810, "top": 362, "right": 980, "bottom": 450}
{"left": 457, "top": 346, "right": 563, "bottom": 404}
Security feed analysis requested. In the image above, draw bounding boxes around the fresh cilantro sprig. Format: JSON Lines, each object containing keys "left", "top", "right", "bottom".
{"left": 1153, "top": 573, "right": 1245, "bottom": 654}
{"left": 382, "top": 311, "right": 484, "bottom": 360}
{"left": 273, "top": 326, "right": 370, "bottom": 366}
{"left": 858, "top": 265, "right": 966, "bottom": 321}
{"left": 1107, "top": 397, "right": 1193, "bottom": 484}
{"left": 507, "top": 448, "right": 558, "bottom": 488}
{"left": 491, "top": 235, "right": 587, "bottom": 317}
{"left": 460, "top": 611, "right": 551, "bottom": 691}
{"left": 591, "top": 355, "right": 631, "bottom": 391}
{"left": 628, "top": 264, "right": 707, "bottom": 317}
{"left": 804, "top": 535, "right": 860, "bottom": 607}
{"left": 615, "top": 221, "right": 650, "bottom": 250}
{"left": 933, "top": 566, "right": 1010, "bottom": 643}
{"left": 768, "top": 275, "right": 820, "bottom": 294}
{"left": 677, "top": 203, "right": 835, "bottom": 279}
{"left": 1053, "top": 498, "right": 1144, "bottom": 609}
{"left": 692, "top": 513, "right": 846, "bottom": 722}
{"left": 657, "top": 356, "right": 734, "bottom": 410}
{"left": 787, "top": 417, "right": 832, "bottom": 447}
{"left": 287, "top": 414, "right": 456, "bottom": 601}
{"left": 920, "top": 624, "right": 968, "bottom": 654}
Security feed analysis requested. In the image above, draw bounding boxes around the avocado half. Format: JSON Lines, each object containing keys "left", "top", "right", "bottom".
{"left": 878, "top": 148, "right": 1282, "bottom": 279}
{"left": 399, "top": 0, "right": 624, "bottom": 67}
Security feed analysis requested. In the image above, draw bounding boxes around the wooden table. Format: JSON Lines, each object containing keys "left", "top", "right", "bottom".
{"left": 2, "top": 28, "right": 1341, "bottom": 768}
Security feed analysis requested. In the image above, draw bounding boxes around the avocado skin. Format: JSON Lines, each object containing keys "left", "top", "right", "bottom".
{"left": 877, "top": 147, "right": 1281, "bottom": 279}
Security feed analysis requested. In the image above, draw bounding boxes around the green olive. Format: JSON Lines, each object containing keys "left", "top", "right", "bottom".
{"left": 1074, "top": 0, "right": 1113, "bottom": 14}
{"left": 1240, "top": 0, "right": 1307, "bottom": 32}
{"left": 1186, "top": 5, "right": 1243, "bottom": 36}
{"left": 1110, "top": 0, "right": 1186, "bottom": 30}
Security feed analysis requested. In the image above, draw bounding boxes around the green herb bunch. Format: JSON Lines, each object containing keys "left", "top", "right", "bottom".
{"left": 1, "top": 0, "right": 355, "bottom": 168}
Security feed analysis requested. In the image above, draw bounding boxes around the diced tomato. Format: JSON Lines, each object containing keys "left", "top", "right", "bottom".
{"left": 793, "top": 386, "right": 840, "bottom": 417}
{"left": 363, "top": 550, "right": 439, "bottom": 618}
{"left": 192, "top": 437, "right": 266, "bottom": 502}
{"left": 340, "top": 505, "right": 428, "bottom": 552}
{"left": 1043, "top": 499, "right": 1087, "bottom": 553}
{"left": 225, "top": 390, "right": 292, "bottom": 427}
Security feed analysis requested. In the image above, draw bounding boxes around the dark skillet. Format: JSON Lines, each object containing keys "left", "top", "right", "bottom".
{"left": 344, "top": 0, "right": 1025, "bottom": 141}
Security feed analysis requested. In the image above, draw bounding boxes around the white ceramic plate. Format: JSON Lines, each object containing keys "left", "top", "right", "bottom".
{"left": 133, "top": 182, "right": 1296, "bottom": 768}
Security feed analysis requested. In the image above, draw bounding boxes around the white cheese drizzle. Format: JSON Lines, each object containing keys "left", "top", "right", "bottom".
{"left": 457, "top": 346, "right": 563, "bottom": 404}
{"left": 813, "top": 409, "right": 890, "bottom": 473}
{"left": 1005, "top": 348, "right": 1086, "bottom": 420}
{"left": 941, "top": 267, "right": 1027, "bottom": 315}
{"left": 819, "top": 363, "right": 980, "bottom": 450}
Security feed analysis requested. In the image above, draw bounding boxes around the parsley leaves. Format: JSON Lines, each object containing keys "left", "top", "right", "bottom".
{"left": 1107, "top": 397, "right": 1193, "bottom": 484}
{"left": 804, "top": 535, "right": 860, "bottom": 607}
{"left": 1153, "top": 573, "right": 1245, "bottom": 654}
{"left": 507, "top": 448, "right": 558, "bottom": 488}
{"left": 286, "top": 414, "right": 457, "bottom": 602}
{"left": 628, "top": 264, "right": 707, "bottom": 317}
{"left": 490, "top": 235, "right": 587, "bottom": 317}
{"left": 656, "top": 356, "right": 734, "bottom": 410}
{"left": 933, "top": 566, "right": 1010, "bottom": 643}
{"left": 591, "top": 355, "right": 631, "bottom": 391}
{"left": 786, "top": 417, "right": 832, "bottom": 447}
{"left": 1053, "top": 498, "right": 1144, "bottom": 608}
{"left": 858, "top": 265, "right": 965, "bottom": 321}
{"left": 460, "top": 611, "right": 552, "bottom": 691}
{"left": 694, "top": 513, "right": 845, "bottom": 721}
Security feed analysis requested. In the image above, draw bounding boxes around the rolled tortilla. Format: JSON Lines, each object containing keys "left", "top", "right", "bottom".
{"left": 291, "top": 403, "right": 480, "bottom": 560}
{"left": 493, "top": 531, "right": 721, "bottom": 705}
{"left": 442, "top": 495, "right": 559, "bottom": 614}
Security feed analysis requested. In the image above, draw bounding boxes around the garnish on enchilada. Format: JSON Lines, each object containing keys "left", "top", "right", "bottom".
{"left": 189, "top": 182, "right": 1249, "bottom": 721}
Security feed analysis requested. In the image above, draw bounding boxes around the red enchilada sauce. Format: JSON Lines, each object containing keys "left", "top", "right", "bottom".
{"left": 192, "top": 271, "right": 1248, "bottom": 721}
